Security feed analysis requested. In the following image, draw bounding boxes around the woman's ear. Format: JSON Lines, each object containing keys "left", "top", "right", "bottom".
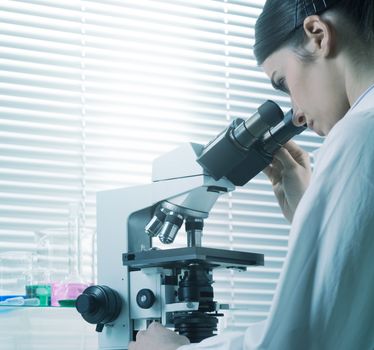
{"left": 303, "top": 15, "right": 335, "bottom": 58}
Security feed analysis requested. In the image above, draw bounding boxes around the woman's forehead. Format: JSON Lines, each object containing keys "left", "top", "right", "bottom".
{"left": 262, "top": 48, "right": 291, "bottom": 77}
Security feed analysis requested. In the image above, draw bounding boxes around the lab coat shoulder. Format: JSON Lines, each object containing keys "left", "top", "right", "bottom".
{"left": 242, "top": 107, "right": 374, "bottom": 349}
{"left": 313, "top": 106, "right": 374, "bottom": 185}
{"left": 285, "top": 106, "right": 374, "bottom": 349}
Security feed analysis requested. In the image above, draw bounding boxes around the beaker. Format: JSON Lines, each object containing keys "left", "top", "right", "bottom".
{"left": 34, "top": 223, "right": 95, "bottom": 307}
{"left": 0, "top": 251, "right": 32, "bottom": 298}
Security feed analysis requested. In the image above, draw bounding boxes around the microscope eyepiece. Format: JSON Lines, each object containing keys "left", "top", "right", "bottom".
{"left": 262, "top": 109, "right": 306, "bottom": 154}
{"left": 197, "top": 100, "right": 306, "bottom": 186}
{"left": 158, "top": 212, "right": 184, "bottom": 244}
{"left": 231, "top": 100, "right": 284, "bottom": 150}
{"left": 196, "top": 100, "right": 286, "bottom": 181}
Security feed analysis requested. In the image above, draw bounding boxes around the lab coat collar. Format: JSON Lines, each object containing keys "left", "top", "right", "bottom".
{"left": 349, "top": 83, "right": 374, "bottom": 113}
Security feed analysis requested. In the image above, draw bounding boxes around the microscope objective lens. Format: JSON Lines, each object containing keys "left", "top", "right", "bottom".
{"left": 145, "top": 206, "right": 168, "bottom": 237}
{"left": 158, "top": 212, "right": 184, "bottom": 244}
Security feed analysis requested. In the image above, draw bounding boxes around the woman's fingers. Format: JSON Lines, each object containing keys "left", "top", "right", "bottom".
{"left": 263, "top": 165, "right": 272, "bottom": 177}
{"left": 273, "top": 147, "right": 299, "bottom": 169}
{"left": 128, "top": 341, "right": 137, "bottom": 350}
{"left": 136, "top": 331, "right": 146, "bottom": 341}
{"left": 282, "top": 141, "right": 310, "bottom": 168}
{"left": 263, "top": 158, "right": 282, "bottom": 184}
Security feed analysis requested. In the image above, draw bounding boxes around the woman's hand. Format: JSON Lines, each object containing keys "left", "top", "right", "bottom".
{"left": 128, "top": 322, "right": 190, "bottom": 350}
{"left": 263, "top": 140, "right": 311, "bottom": 222}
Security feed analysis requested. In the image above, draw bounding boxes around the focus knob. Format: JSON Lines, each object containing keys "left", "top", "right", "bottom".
{"left": 76, "top": 285, "right": 122, "bottom": 332}
{"left": 136, "top": 289, "right": 155, "bottom": 309}
{"left": 76, "top": 293, "right": 96, "bottom": 314}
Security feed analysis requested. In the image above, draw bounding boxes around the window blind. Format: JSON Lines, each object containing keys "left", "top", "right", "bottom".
{"left": 0, "top": 0, "right": 323, "bottom": 332}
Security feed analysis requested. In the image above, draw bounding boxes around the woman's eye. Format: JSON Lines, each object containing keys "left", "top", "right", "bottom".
{"left": 278, "top": 78, "right": 289, "bottom": 94}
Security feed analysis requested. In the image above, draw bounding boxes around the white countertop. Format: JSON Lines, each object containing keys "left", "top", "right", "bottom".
{"left": 0, "top": 306, "right": 98, "bottom": 350}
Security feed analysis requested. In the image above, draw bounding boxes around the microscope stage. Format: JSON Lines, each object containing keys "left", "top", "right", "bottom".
{"left": 122, "top": 246, "right": 264, "bottom": 270}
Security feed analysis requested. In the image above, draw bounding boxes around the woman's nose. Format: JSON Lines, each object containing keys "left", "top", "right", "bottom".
{"left": 292, "top": 113, "right": 306, "bottom": 126}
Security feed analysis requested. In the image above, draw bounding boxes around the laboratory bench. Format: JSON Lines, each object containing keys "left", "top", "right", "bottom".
{"left": 0, "top": 306, "right": 98, "bottom": 349}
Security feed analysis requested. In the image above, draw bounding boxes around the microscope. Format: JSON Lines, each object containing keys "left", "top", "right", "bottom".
{"left": 76, "top": 100, "right": 306, "bottom": 349}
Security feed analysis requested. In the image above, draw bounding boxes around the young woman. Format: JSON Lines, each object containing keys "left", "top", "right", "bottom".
{"left": 129, "top": 1, "right": 374, "bottom": 349}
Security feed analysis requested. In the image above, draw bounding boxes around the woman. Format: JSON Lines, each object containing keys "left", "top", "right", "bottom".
{"left": 129, "top": 0, "right": 374, "bottom": 349}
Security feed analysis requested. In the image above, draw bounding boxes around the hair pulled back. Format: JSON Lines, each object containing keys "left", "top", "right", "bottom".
{"left": 254, "top": 0, "right": 374, "bottom": 64}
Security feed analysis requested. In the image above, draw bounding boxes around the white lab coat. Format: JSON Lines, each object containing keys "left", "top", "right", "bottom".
{"left": 179, "top": 85, "right": 374, "bottom": 350}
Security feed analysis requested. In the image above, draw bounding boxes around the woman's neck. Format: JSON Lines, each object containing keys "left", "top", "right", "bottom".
{"left": 345, "top": 55, "right": 374, "bottom": 107}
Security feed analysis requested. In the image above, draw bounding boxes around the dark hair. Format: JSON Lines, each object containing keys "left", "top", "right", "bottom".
{"left": 254, "top": 0, "right": 374, "bottom": 64}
